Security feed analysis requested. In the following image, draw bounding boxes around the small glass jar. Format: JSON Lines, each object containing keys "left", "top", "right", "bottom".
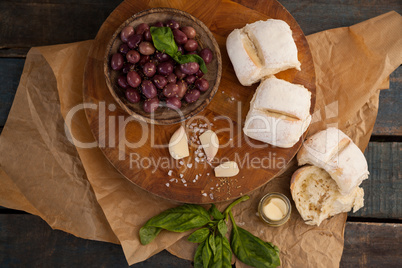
{"left": 258, "top": 192, "right": 291, "bottom": 227}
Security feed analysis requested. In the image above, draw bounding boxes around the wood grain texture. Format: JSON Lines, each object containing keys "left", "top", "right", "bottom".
{"left": 352, "top": 142, "right": 402, "bottom": 219}
{"left": 1, "top": 214, "right": 400, "bottom": 267}
{"left": 0, "top": 214, "right": 192, "bottom": 267}
{"left": 83, "top": 0, "right": 316, "bottom": 203}
{"left": 341, "top": 222, "right": 402, "bottom": 267}
{"left": 0, "top": 58, "right": 25, "bottom": 126}
{"left": 372, "top": 67, "right": 402, "bottom": 136}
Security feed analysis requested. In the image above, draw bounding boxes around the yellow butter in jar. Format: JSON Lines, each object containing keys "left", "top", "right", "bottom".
{"left": 258, "top": 193, "right": 291, "bottom": 227}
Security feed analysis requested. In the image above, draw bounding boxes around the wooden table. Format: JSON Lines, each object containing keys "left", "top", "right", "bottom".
{"left": 0, "top": 0, "right": 400, "bottom": 267}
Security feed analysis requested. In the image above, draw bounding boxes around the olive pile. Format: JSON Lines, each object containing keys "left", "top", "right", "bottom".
{"left": 110, "top": 20, "right": 213, "bottom": 113}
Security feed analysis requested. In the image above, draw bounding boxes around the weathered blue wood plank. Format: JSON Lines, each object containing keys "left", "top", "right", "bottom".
{"left": 0, "top": 58, "right": 25, "bottom": 126}
{"left": 0, "top": 214, "right": 193, "bottom": 267}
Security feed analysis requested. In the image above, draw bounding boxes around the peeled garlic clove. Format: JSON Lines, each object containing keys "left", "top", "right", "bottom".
{"left": 214, "top": 161, "right": 239, "bottom": 177}
{"left": 199, "top": 130, "right": 219, "bottom": 161}
{"left": 169, "top": 126, "right": 189, "bottom": 160}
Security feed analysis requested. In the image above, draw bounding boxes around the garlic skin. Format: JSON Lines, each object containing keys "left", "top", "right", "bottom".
{"left": 169, "top": 126, "right": 189, "bottom": 160}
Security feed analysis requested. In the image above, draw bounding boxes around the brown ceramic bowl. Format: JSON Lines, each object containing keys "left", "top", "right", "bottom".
{"left": 104, "top": 7, "right": 222, "bottom": 125}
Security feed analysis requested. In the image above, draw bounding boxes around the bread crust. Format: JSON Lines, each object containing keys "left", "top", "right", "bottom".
{"left": 243, "top": 77, "right": 311, "bottom": 148}
{"left": 226, "top": 19, "right": 301, "bottom": 86}
{"left": 297, "top": 128, "right": 369, "bottom": 195}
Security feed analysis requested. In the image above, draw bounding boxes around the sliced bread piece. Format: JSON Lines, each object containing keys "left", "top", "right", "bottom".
{"left": 290, "top": 165, "right": 364, "bottom": 226}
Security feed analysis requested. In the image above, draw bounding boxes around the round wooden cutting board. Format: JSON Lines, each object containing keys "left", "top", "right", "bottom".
{"left": 83, "top": 0, "right": 316, "bottom": 204}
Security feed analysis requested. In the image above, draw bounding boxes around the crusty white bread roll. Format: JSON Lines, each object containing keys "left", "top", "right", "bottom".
{"left": 243, "top": 77, "right": 311, "bottom": 148}
{"left": 226, "top": 19, "right": 301, "bottom": 86}
{"left": 297, "top": 128, "right": 369, "bottom": 195}
{"left": 290, "top": 165, "right": 364, "bottom": 226}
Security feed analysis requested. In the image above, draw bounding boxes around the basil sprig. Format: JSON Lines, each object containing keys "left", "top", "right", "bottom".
{"left": 139, "top": 195, "right": 280, "bottom": 268}
{"left": 150, "top": 26, "right": 208, "bottom": 74}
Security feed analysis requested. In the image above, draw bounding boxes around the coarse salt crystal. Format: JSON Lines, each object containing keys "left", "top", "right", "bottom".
{"left": 195, "top": 175, "right": 199, "bottom": 180}
{"left": 179, "top": 161, "right": 184, "bottom": 165}
{"left": 187, "top": 163, "right": 193, "bottom": 168}
{"left": 184, "top": 184, "right": 187, "bottom": 187}
{"left": 198, "top": 152, "right": 204, "bottom": 157}
{"left": 207, "top": 173, "right": 210, "bottom": 176}
{"left": 180, "top": 174, "right": 184, "bottom": 178}
{"left": 195, "top": 157, "right": 200, "bottom": 163}
{"left": 165, "top": 183, "right": 170, "bottom": 187}
{"left": 169, "top": 178, "right": 175, "bottom": 182}
{"left": 202, "top": 193, "right": 207, "bottom": 197}
{"left": 168, "top": 170, "right": 173, "bottom": 176}
{"left": 200, "top": 129, "right": 205, "bottom": 134}
{"left": 193, "top": 179, "right": 196, "bottom": 183}
{"left": 210, "top": 187, "right": 214, "bottom": 190}
{"left": 181, "top": 179, "right": 186, "bottom": 183}
{"left": 209, "top": 193, "right": 214, "bottom": 199}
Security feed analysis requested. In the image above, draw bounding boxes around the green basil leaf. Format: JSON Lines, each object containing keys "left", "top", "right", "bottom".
{"left": 202, "top": 236, "right": 212, "bottom": 268}
{"left": 140, "top": 204, "right": 211, "bottom": 244}
{"left": 139, "top": 226, "right": 162, "bottom": 245}
{"left": 208, "top": 204, "right": 224, "bottom": 220}
{"left": 175, "top": 54, "right": 208, "bottom": 74}
{"left": 188, "top": 228, "right": 210, "bottom": 243}
{"left": 230, "top": 223, "right": 280, "bottom": 268}
{"left": 217, "top": 219, "right": 228, "bottom": 237}
{"left": 209, "top": 233, "right": 217, "bottom": 256}
{"left": 209, "top": 234, "right": 232, "bottom": 268}
{"left": 150, "top": 26, "right": 179, "bottom": 57}
{"left": 194, "top": 240, "right": 206, "bottom": 268}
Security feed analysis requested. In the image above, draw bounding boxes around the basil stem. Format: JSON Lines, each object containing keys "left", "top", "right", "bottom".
{"left": 223, "top": 195, "right": 250, "bottom": 219}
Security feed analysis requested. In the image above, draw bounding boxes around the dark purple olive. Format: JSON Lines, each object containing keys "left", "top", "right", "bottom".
{"left": 126, "top": 50, "right": 140, "bottom": 64}
{"left": 167, "top": 73, "right": 177, "bottom": 83}
{"left": 184, "top": 39, "right": 198, "bottom": 52}
{"left": 127, "top": 71, "right": 142, "bottom": 88}
{"left": 180, "top": 62, "right": 199, "bottom": 75}
{"left": 173, "top": 29, "right": 188, "bottom": 45}
{"left": 195, "top": 69, "right": 204, "bottom": 78}
{"left": 152, "top": 75, "right": 168, "bottom": 89}
{"left": 143, "top": 98, "right": 159, "bottom": 113}
{"left": 163, "top": 83, "right": 179, "bottom": 98}
{"left": 117, "top": 75, "right": 129, "bottom": 89}
{"left": 119, "top": 43, "right": 130, "bottom": 54}
{"left": 126, "top": 88, "right": 141, "bottom": 103}
{"left": 157, "top": 62, "right": 174, "bottom": 76}
{"left": 120, "top": 26, "right": 134, "bottom": 43}
{"left": 110, "top": 53, "right": 124, "bottom": 71}
{"left": 166, "top": 97, "right": 182, "bottom": 109}
{"left": 153, "top": 21, "right": 164, "bottom": 27}
{"left": 199, "top": 48, "right": 213, "bottom": 64}
{"left": 139, "top": 55, "right": 150, "bottom": 66}
{"left": 139, "top": 42, "right": 155, "bottom": 55}
{"left": 122, "top": 63, "right": 134, "bottom": 74}
{"left": 177, "top": 80, "right": 188, "bottom": 98}
{"left": 143, "top": 62, "right": 156, "bottom": 77}
{"left": 136, "top": 23, "right": 150, "bottom": 35}
{"left": 143, "top": 29, "right": 152, "bottom": 42}
{"left": 155, "top": 52, "right": 170, "bottom": 62}
{"left": 141, "top": 80, "right": 157, "bottom": 99}
{"left": 195, "top": 78, "right": 209, "bottom": 92}
{"left": 181, "top": 26, "right": 196, "bottom": 39}
{"left": 127, "top": 34, "right": 143, "bottom": 49}
{"left": 185, "top": 75, "right": 196, "bottom": 84}
{"left": 174, "top": 67, "right": 186, "bottom": 80}
{"left": 166, "top": 19, "right": 179, "bottom": 30}
{"left": 184, "top": 89, "right": 201, "bottom": 103}
{"left": 177, "top": 45, "right": 184, "bottom": 54}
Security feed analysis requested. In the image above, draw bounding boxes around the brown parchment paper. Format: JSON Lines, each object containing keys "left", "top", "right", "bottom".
{"left": 0, "top": 10, "right": 401, "bottom": 267}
